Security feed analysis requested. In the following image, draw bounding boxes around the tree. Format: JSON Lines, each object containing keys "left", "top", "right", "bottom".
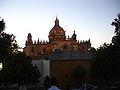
{"left": 0, "top": 18, "right": 18, "bottom": 62}
{"left": 91, "top": 43, "right": 114, "bottom": 82}
{"left": 0, "top": 52, "right": 41, "bottom": 87}
{"left": 74, "top": 65, "right": 86, "bottom": 80}
{"left": 0, "top": 17, "right": 18, "bottom": 88}
{"left": 0, "top": 18, "right": 41, "bottom": 87}
{"left": 91, "top": 13, "right": 120, "bottom": 84}
{"left": 11, "top": 52, "right": 41, "bottom": 86}
{"left": 111, "top": 13, "right": 120, "bottom": 78}
{"left": 0, "top": 18, "right": 5, "bottom": 33}
{"left": 111, "top": 13, "right": 120, "bottom": 36}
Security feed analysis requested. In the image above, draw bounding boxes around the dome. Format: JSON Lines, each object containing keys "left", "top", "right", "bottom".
{"left": 50, "top": 26, "right": 65, "bottom": 36}
{"left": 49, "top": 17, "right": 65, "bottom": 36}
{"left": 49, "top": 17, "right": 66, "bottom": 42}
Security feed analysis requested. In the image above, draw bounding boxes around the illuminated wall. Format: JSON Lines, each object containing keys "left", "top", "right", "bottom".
{"left": 50, "top": 60, "right": 95, "bottom": 90}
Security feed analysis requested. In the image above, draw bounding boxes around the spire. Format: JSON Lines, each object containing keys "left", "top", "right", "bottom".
{"left": 74, "top": 30, "right": 75, "bottom": 34}
{"left": 34, "top": 40, "right": 36, "bottom": 44}
{"left": 55, "top": 16, "right": 59, "bottom": 26}
{"left": 28, "top": 33, "right": 32, "bottom": 37}
{"left": 88, "top": 38, "right": 91, "bottom": 44}
{"left": 68, "top": 35, "right": 70, "bottom": 40}
{"left": 37, "top": 38, "right": 39, "bottom": 44}
{"left": 26, "top": 33, "right": 33, "bottom": 45}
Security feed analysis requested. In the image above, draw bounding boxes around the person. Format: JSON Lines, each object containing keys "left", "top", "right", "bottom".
{"left": 48, "top": 77, "right": 61, "bottom": 90}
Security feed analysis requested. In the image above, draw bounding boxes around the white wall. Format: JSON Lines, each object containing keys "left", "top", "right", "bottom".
{"left": 32, "top": 59, "right": 50, "bottom": 87}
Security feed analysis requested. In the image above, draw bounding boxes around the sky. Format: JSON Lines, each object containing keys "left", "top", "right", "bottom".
{"left": 0, "top": 0, "right": 120, "bottom": 48}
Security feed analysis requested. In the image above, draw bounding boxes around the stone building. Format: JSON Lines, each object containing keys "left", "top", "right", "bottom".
{"left": 23, "top": 17, "right": 96, "bottom": 89}
{"left": 23, "top": 17, "right": 93, "bottom": 59}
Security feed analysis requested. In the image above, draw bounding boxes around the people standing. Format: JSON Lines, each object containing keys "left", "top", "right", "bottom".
{"left": 48, "top": 77, "right": 61, "bottom": 90}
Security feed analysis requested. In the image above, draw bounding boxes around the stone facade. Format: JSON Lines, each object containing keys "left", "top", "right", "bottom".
{"left": 23, "top": 17, "right": 93, "bottom": 59}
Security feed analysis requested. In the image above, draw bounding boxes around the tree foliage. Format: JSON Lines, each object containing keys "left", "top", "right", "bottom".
{"left": 91, "top": 43, "right": 114, "bottom": 81}
{"left": 0, "top": 18, "right": 5, "bottom": 33}
{"left": 0, "top": 18, "right": 41, "bottom": 86}
{"left": 111, "top": 13, "right": 120, "bottom": 46}
{"left": 91, "top": 13, "right": 120, "bottom": 82}
{"left": 0, "top": 52, "right": 41, "bottom": 86}
{"left": 111, "top": 13, "right": 120, "bottom": 78}
{"left": 0, "top": 18, "right": 18, "bottom": 62}
{"left": 111, "top": 13, "right": 120, "bottom": 35}
{"left": 74, "top": 65, "right": 86, "bottom": 80}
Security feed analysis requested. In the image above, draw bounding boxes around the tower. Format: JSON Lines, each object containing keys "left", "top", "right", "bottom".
{"left": 71, "top": 31, "right": 77, "bottom": 41}
{"left": 25, "top": 33, "right": 33, "bottom": 45}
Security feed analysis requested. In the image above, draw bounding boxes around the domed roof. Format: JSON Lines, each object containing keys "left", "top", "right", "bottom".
{"left": 49, "top": 17, "right": 65, "bottom": 35}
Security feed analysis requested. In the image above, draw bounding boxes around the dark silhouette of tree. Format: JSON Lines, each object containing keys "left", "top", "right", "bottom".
{"left": 91, "top": 13, "right": 120, "bottom": 85}
{"left": 74, "top": 65, "right": 86, "bottom": 80}
{"left": 111, "top": 13, "right": 120, "bottom": 46}
{"left": 0, "top": 17, "right": 18, "bottom": 88}
{"left": 0, "top": 18, "right": 18, "bottom": 62}
{"left": 0, "top": 18, "right": 41, "bottom": 88}
{"left": 111, "top": 13, "right": 120, "bottom": 35}
{"left": 11, "top": 52, "right": 41, "bottom": 87}
{"left": 91, "top": 43, "right": 114, "bottom": 83}
{"left": 111, "top": 13, "right": 120, "bottom": 78}
{"left": 0, "top": 18, "right": 5, "bottom": 33}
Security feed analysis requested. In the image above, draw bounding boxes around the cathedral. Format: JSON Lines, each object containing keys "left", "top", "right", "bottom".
{"left": 23, "top": 17, "right": 92, "bottom": 59}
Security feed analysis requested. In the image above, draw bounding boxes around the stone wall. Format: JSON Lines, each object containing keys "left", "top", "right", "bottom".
{"left": 49, "top": 50, "right": 95, "bottom": 60}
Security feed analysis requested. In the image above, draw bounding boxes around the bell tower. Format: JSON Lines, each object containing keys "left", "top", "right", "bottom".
{"left": 71, "top": 31, "right": 77, "bottom": 41}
